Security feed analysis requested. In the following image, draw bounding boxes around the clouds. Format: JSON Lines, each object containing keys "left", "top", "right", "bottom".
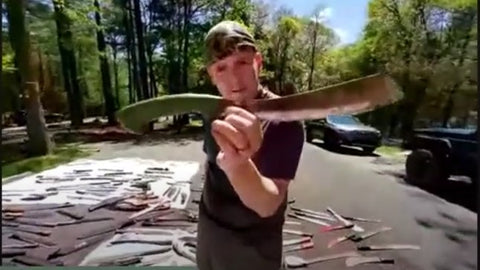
{"left": 312, "top": 7, "right": 351, "bottom": 45}
{"left": 332, "top": 28, "right": 350, "bottom": 44}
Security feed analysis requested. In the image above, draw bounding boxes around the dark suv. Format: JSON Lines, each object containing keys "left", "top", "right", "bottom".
{"left": 305, "top": 115, "right": 382, "bottom": 153}
{"left": 404, "top": 127, "right": 477, "bottom": 187}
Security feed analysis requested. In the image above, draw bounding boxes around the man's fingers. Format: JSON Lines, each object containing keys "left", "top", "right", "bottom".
{"left": 224, "top": 106, "right": 256, "bottom": 122}
{"left": 212, "top": 129, "right": 236, "bottom": 155}
{"left": 211, "top": 120, "right": 248, "bottom": 150}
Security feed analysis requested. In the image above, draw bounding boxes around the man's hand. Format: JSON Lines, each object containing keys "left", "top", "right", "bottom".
{"left": 211, "top": 106, "right": 263, "bottom": 173}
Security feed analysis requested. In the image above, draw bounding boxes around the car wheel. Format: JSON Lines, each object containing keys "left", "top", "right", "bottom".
{"left": 405, "top": 149, "right": 447, "bottom": 187}
{"left": 362, "top": 147, "right": 376, "bottom": 154}
{"left": 306, "top": 129, "right": 313, "bottom": 143}
{"left": 323, "top": 132, "right": 339, "bottom": 149}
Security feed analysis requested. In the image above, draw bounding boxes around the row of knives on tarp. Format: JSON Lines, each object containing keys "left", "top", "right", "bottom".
{"left": 1, "top": 186, "right": 200, "bottom": 266}
{"left": 281, "top": 204, "right": 421, "bottom": 268}
{"left": 2, "top": 166, "right": 189, "bottom": 208}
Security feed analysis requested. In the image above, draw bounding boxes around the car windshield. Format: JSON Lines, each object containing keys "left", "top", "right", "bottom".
{"left": 327, "top": 115, "right": 361, "bottom": 125}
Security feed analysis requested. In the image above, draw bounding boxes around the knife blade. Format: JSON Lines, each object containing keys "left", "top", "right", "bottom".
{"left": 327, "top": 207, "right": 364, "bottom": 232}
{"left": 290, "top": 206, "right": 336, "bottom": 221}
{"left": 357, "top": 244, "right": 420, "bottom": 251}
{"left": 294, "top": 210, "right": 336, "bottom": 222}
{"left": 287, "top": 213, "right": 330, "bottom": 226}
{"left": 116, "top": 74, "right": 401, "bottom": 133}
{"left": 283, "top": 241, "right": 314, "bottom": 253}
{"left": 282, "top": 229, "right": 314, "bottom": 238}
{"left": 346, "top": 256, "right": 395, "bottom": 267}
{"left": 283, "top": 237, "right": 312, "bottom": 247}
{"left": 49, "top": 235, "right": 108, "bottom": 258}
{"left": 284, "top": 251, "right": 361, "bottom": 268}
{"left": 327, "top": 232, "right": 357, "bottom": 248}
{"left": 352, "top": 226, "right": 392, "bottom": 242}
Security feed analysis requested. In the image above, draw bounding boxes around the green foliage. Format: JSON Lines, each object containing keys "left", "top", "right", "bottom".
{"left": 3, "top": 0, "right": 476, "bottom": 135}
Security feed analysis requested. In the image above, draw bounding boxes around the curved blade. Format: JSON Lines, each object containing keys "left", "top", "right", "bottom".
{"left": 116, "top": 93, "right": 227, "bottom": 134}
{"left": 245, "top": 73, "right": 402, "bottom": 121}
{"left": 346, "top": 257, "right": 381, "bottom": 267}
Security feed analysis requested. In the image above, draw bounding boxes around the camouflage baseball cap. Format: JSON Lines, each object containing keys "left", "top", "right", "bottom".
{"left": 204, "top": 20, "right": 257, "bottom": 65}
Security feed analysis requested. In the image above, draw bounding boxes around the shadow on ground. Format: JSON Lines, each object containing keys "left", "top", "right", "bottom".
{"left": 310, "top": 141, "right": 380, "bottom": 157}
{"left": 377, "top": 169, "right": 478, "bottom": 213}
{"left": 52, "top": 125, "right": 204, "bottom": 147}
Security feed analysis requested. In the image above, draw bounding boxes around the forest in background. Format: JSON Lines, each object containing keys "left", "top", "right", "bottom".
{"left": 2, "top": 0, "right": 477, "bottom": 156}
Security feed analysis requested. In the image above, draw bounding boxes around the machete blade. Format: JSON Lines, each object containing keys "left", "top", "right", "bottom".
{"left": 245, "top": 73, "right": 402, "bottom": 121}
{"left": 346, "top": 256, "right": 395, "bottom": 267}
{"left": 116, "top": 74, "right": 402, "bottom": 134}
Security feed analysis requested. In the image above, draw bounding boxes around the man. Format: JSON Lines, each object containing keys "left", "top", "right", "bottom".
{"left": 196, "top": 20, "right": 305, "bottom": 270}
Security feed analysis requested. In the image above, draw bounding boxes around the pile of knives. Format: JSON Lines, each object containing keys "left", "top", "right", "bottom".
{"left": 282, "top": 204, "right": 421, "bottom": 268}
{"left": 2, "top": 165, "right": 184, "bottom": 204}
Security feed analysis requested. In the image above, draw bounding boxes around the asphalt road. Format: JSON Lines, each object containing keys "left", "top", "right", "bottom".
{"left": 85, "top": 135, "right": 477, "bottom": 270}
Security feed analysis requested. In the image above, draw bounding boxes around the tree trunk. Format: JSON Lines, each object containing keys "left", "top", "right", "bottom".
{"left": 147, "top": 50, "right": 158, "bottom": 97}
{"left": 52, "top": 0, "right": 84, "bottom": 127}
{"left": 94, "top": 0, "right": 117, "bottom": 125}
{"left": 126, "top": 0, "right": 142, "bottom": 101}
{"left": 112, "top": 45, "right": 120, "bottom": 108}
{"left": 308, "top": 22, "right": 317, "bottom": 90}
{"left": 7, "top": 0, "right": 52, "bottom": 156}
{"left": 133, "top": 0, "right": 150, "bottom": 99}
{"left": 182, "top": 0, "right": 191, "bottom": 93}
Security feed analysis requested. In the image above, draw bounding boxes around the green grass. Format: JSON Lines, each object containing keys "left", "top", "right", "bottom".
{"left": 375, "top": 145, "right": 404, "bottom": 156}
{"left": 2, "top": 143, "right": 96, "bottom": 180}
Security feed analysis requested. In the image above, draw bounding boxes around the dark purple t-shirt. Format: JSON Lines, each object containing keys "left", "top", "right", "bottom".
{"left": 200, "top": 89, "right": 305, "bottom": 235}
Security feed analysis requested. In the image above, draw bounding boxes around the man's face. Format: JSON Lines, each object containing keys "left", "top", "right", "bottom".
{"left": 207, "top": 48, "right": 262, "bottom": 104}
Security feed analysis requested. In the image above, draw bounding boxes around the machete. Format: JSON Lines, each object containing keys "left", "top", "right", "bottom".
{"left": 287, "top": 213, "right": 330, "bottom": 226}
{"left": 357, "top": 244, "right": 421, "bottom": 251}
{"left": 116, "top": 74, "right": 402, "bottom": 133}
{"left": 346, "top": 256, "right": 395, "bottom": 267}
{"left": 327, "top": 207, "right": 364, "bottom": 232}
{"left": 328, "top": 226, "right": 392, "bottom": 248}
{"left": 284, "top": 251, "right": 361, "bottom": 268}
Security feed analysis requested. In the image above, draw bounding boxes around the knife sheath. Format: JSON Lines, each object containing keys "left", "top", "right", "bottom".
{"left": 56, "top": 209, "right": 84, "bottom": 220}
{"left": 50, "top": 235, "right": 107, "bottom": 258}
{"left": 12, "top": 255, "right": 64, "bottom": 266}
{"left": 8, "top": 219, "right": 57, "bottom": 228}
{"left": 2, "top": 249, "right": 26, "bottom": 257}
{"left": 2, "top": 203, "right": 73, "bottom": 213}
{"left": 14, "top": 227, "right": 51, "bottom": 237}
{"left": 11, "top": 232, "right": 57, "bottom": 247}
{"left": 57, "top": 217, "right": 114, "bottom": 226}
{"left": 77, "top": 219, "right": 135, "bottom": 240}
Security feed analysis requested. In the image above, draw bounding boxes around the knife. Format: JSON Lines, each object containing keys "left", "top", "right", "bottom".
{"left": 357, "top": 244, "right": 420, "bottom": 251}
{"left": 49, "top": 235, "right": 108, "bottom": 258}
{"left": 290, "top": 206, "right": 336, "bottom": 221}
{"left": 346, "top": 256, "right": 395, "bottom": 267}
{"left": 327, "top": 232, "right": 357, "bottom": 248}
{"left": 294, "top": 210, "right": 336, "bottom": 222}
{"left": 283, "top": 229, "right": 314, "bottom": 238}
{"left": 116, "top": 74, "right": 401, "bottom": 133}
{"left": 287, "top": 213, "right": 330, "bottom": 226}
{"left": 284, "top": 251, "right": 361, "bottom": 268}
{"left": 328, "top": 227, "right": 392, "bottom": 248}
{"left": 351, "top": 226, "right": 392, "bottom": 242}
{"left": 283, "top": 237, "right": 312, "bottom": 247}
{"left": 327, "top": 207, "right": 364, "bottom": 232}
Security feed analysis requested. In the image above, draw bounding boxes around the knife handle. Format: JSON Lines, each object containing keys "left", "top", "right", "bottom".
{"left": 357, "top": 246, "right": 372, "bottom": 251}
{"left": 380, "top": 259, "right": 395, "bottom": 264}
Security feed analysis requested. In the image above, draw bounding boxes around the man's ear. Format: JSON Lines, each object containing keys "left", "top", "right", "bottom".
{"left": 254, "top": 52, "right": 263, "bottom": 75}
{"left": 206, "top": 65, "right": 216, "bottom": 85}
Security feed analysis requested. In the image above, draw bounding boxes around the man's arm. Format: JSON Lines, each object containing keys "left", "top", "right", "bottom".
{"left": 225, "top": 160, "right": 290, "bottom": 217}
{"left": 224, "top": 121, "right": 304, "bottom": 218}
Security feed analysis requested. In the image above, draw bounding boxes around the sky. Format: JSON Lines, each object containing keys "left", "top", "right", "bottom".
{"left": 267, "top": 0, "right": 370, "bottom": 45}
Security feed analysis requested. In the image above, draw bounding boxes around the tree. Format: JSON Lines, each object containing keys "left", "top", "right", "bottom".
{"left": 6, "top": 0, "right": 52, "bottom": 156}
{"left": 52, "top": 0, "right": 85, "bottom": 127}
{"left": 93, "top": 0, "right": 117, "bottom": 124}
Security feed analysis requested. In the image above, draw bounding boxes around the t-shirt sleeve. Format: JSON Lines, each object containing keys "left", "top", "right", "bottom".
{"left": 257, "top": 121, "right": 305, "bottom": 180}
